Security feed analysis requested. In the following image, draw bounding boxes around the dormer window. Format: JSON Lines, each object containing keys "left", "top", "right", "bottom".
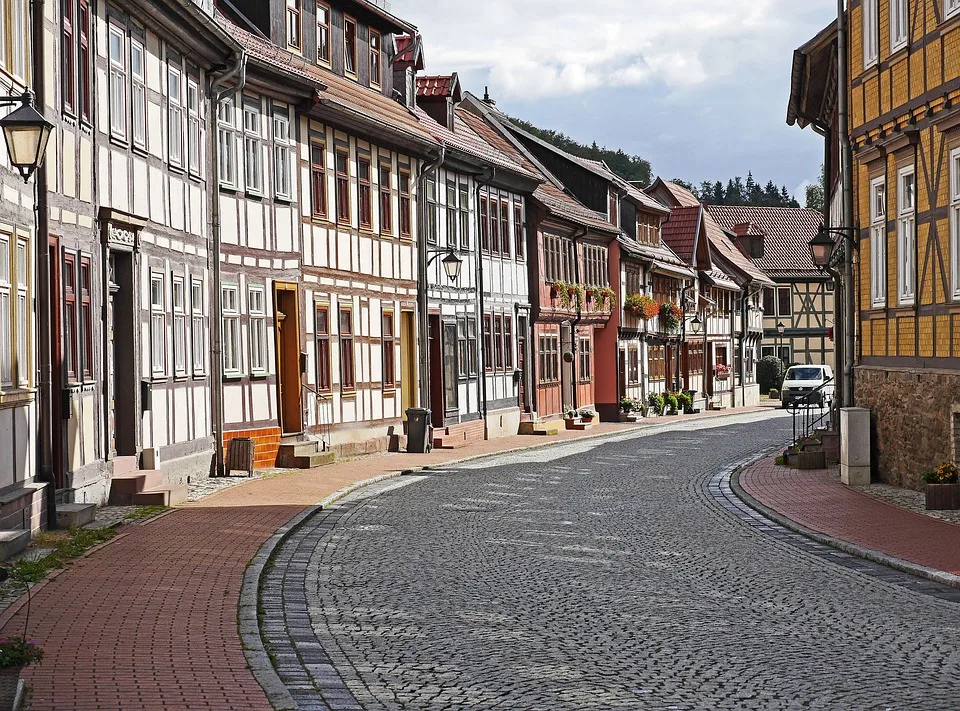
{"left": 316, "top": 2, "right": 330, "bottom": 65}
{"left": 370, "top": 30, "right": 382, "bottom": 88}
{"left": 344, "top": 16, "right": 357, "bottom": 76}
{"left": 287, "top": 0, "right": 301, "bottom": 51}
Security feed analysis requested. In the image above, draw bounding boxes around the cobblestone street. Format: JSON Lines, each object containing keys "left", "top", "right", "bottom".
{"left": 259, "top": 410, "right": 960, "bottom": 710}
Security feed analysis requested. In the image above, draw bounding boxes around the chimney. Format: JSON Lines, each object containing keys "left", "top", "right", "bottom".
{"left": 482, "top": 86, "right": 497, "bottom": 107}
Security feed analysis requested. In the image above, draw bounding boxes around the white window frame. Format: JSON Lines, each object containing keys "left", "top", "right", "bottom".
{"left": 248, "top": 286, "right": 267, "bottom": 374}
{"left": 150, "top": 273, "right": 166, "bottom": 377}
{"left": 222, "top": 284, "right": 241, "bottom": 375}
{"left": 130, "top": 40, "right": 146, "bottom": 149}
{"left": 948, "top": 0, "right": 960, "bottom": 22}
{"left": 0, "top": 236, "right": 11, "bottom": 388}
{"left": 172, "top": 276, "right": 187, "bottom": 376}
{"left": 187, "top": 79, "right": 202, "bottom": 176}
{"left": 11, "top": 0, "right": 25, "bottom": 80}
{"left": 191, "top": 278, "right": 205, "bottom": 375}
{"left": 217, "top": 96, "right": 238, "bottom": 189}
{"left": 870, "top": 176, "right": 887, "bottom": 308}
{"left": 890, "top": 0, "right": 908, "bottom": 53}
{"left": 273, "top": 110, "right": 292, "bottom": 200}
{"left": 896, "top": 165, "right": 916, "bottom": 306}
{"left": 167, "top": 64, "right": 184, "bottom": 168}
{"left": 863, "top": 0, "right": 878, "bottom": 69}
{"left": 950, "top": 148, "right": 960, "bottom": 300}
{"left": 108, "top": 24, "right": 127, "bottom": 139}
{"left": 15, "top": 239, "right": 28, "bottom": 387}
{"left": 243, "top": 99, "right": 263, "bottom": 194}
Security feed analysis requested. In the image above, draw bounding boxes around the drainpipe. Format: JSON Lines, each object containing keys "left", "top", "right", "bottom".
{"left": 474, "top": 168, "right": 494, "bottom": 424}
{"left": 838, "top": 0, "right": 855, "bottom": 409}
{"left": 31, "top": 0, "right": 56, "bottom": 526}
{"left": 207, "top": 51, "right": 247, "bottom": 476}
{"left": 416, "top": 147, "right": 446, "bottom": 418}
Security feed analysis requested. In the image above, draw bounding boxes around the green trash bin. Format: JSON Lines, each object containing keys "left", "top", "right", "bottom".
{"left": 405, "top": 408, "right": 432, "bottom": 453}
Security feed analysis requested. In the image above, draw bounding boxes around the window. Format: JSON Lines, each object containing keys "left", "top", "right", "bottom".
{"left": 62, "top": 0, "right": 75, "bottom": 114}
{"left": 243, "top": 100, "right": 262, "bottom": 194}
{"left": 173, "top": 277, "right": 187, "bottom": 376}
{"left": 336, "top": 150, "right": 350, "bottom": 224}
{"left": 10, "top": 0, "right": 26, "bottom": 80}
{"left": 0, "top": 238, "right": 10, "bottom": 387}
{"left": 499, "top": 200, "right": 511, "bottom": 258}
{"left": 316, "top": 2, "right": 330, "bottom": 64}
{"left": 763, "top": 287, "right": 775, "bottom": 315}
{"left": 897, "top": 166, "right": 916, "bottom": 305}
{"left": 578, "top": 336, "right": 591, "bottom": 382}
{"left": 62, "top": 253, "right": 77, "bottom": 382}
{"left": 315, "top": 304, "right": 331, "bottom": 391}
{"left": 489, "top": 195, "right": 500, "bottom": 253}
{"left": 467, "top": 317, "right": 478, "bottom": 376}
{"left": 583, "top": 245, "right": 609, "bottom": 287}
{"left": 483, "top": 315, "right": 493, "bottom": 372}
{"left": 863, "top": 0, "right": 878, "bottom": 68}
{"left": 358, "top": 158, "right": 372, "bottom": 228}
{"left": 344, "top": 17, "right": 357, "bottom": 75}
{"left": 628, "top": 347, "right": 640, "bottom": 385}
{"left": 457, "top": 317, "right": 468, "bottom": 379}
{"left": 167, "top": 64, "right": 184, "bottom": 167}
{"left": 273, "top": 111, "right": 292, "bottom": 199}
{"left": 150, "top": 273, "right": 165, "bottom": 376}
{"left": 638, "top": 213, "right": 658, "bottom": 245}
{"left": 870, "top": 176, "right": 887, "bottom": 308}
{"left": 131, "top": 41, "right": 146, "bottom": 149}
{"left": 187, "top": 79, "right": 202, "bottom": 175}
{"left": 949, "top": 0, "right": 960, "bottom": 21}
{"left": 370, "top": 30, "right": 382, "bottom": 88}
{"left": 460, "top": 182, "right": 470, "bottom": 251}
{"left": 222, "top": 285, "right": 241, "bottom": 374}
{"left": 191, "top": 279, "right": 205, "bottom": 375}
{"left": 494, "top": 315, "right": 504, "bottom": 370}
{"left": 399, "top": 170, "right": 412, "bottom": 237}
{"left": 543, "top": 233, "right": 576, "bottom": 283}
{"left": 538, "top": 335, "right": 559, "bottom": 383}
{"left": 514, "top": 202, "right": 524, "bottom": 260}
{"left": 480, "top": 196, "right": 489, "bottom": 251}
{"left": 649, "top": 345, "right": 666, "bottom": 383}
{"left": 311, "top": 141, "right": 327, "bottom": 218}
{"left": 382, "top": 311, "right": 395, "bottom": 388}
{"left": 287, "top": 0, "right": 301, "bottom": 51}
{"left": 379, "top": 162, "right": 392, "bottom": 235}
{"left": 109, "top": 25, "right": 127, "bottom": 138}
{"left": 15, "top": 240, "right": 28, "bottom": 386}
{"left": 79, "top": 256, "right": 92, "bottom": 380}
{"left": 218, "top": 97, "right": 238, "bottom": 188}
{"left": 504, "top": 316, "right": 514, "bottom": 370}
{"left": 425, "top": 176, "right": 438, "bottom": 244}
{"left": 777, "top": 286, "right": 792, "bottom": 317}
{"left": 446, "top": 180, "right": 458, "bottom": 248}
{"left": 950, "top": 148, "right": 960, "bottom": 299}
{"left": 339, "top": 306, "right": 355, "bottom": 391}
{"left": 77, "top": 0, "right": 90, "bottom": 119}
{"left": 890, "top": 0, "right": 908, "bottom": 52}
{"left": 249, "top": 287, "right": 267, "bottom": 373}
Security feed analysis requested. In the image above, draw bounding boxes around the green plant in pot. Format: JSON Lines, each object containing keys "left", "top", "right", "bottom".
{"left": 677, "top": 391, "right": 693, "bottom": 413}
{"left": 923, "top": 463, "right": 960, "bottom": 510}
{"left": 577, "top": 408, "right": 596, "bottom": 423}
{"left": 647, "top": 392, "right": 664, "bottom": 416}
{"left": 664, "top": 391, "right": 679, "bottom": 415}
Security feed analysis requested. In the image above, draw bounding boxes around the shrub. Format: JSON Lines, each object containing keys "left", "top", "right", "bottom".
{"left": 647, "top": 392, "right": 664, "bottom": 415}
{"left": 664, "top": 392, "right": 679, "bottom": 414}
{"left": 758, "top": 356, "right": 785, "bottom": 394}
{"left": 677, "top": 392, "right": 692, "bottom": 410}
{"left": 0, "top": 637, "right": 43, "bottom": 669}
{"left": 922, "top": 463, "right": 960, "bottom": 484}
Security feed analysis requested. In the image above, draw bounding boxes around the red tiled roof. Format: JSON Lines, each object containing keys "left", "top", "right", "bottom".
{"left": 651, "top": 179, "right": 701, "bottom": 208}
{"left": 702, "top": 212, "right": 774, "bottom": 287}
{"left": 417, "top": 75, "right": 460, "bottom": 100}
{"left": 394, "top": 34, "right": 425, "bottom": 70}
{"left": 224, "top": 19, "right": 436, "bottom": 147}
{"left": 706, "top": 205, "right": 824, "bottom": 276}
{"left": 732, "top": 222, "right": 766, "bottom": 237}
{"left": 660, "top": 206, "right": 702, "bottom": 263}
{"left": 457, "top": 109, "right": 616, "bottom": 233}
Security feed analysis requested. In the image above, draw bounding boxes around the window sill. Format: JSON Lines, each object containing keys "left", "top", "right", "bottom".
{"left": 340, "top": 390, "right": 357, "bottom": 398}
{"left": 192, "top": 373, "right": 207, "bottom": 380}
{"left": 173, "top": 373, "right": 190, "bottom": 382}
{"left": 942, "top": 10, "right": 960, "bottom": 33}
{"left": 168, "top": 162, "right": 185, "bottom": 175}
{"left": 383, "top": 388, "right": 396, "bottom": 396}
{"left": 275, "top": 194, "right": 294, "bottom": 205}
{"left": 223, "top": 372, "right": 245, "bottom": 381}
{"left": 219, "top": 183, "right": 240, "bottom": 194}
{"left": 151, "top": 375, "right": 169, "bottom": 383}
{"left": 888, "top": 44, "right": 908, "bottom": 64}
{"left": 245, "top": 190, "right": 265, "bottom": 201}
{"left": 250, "top": 371, "right": 272, "bottom": 380}
{"left": 109, "top": 133, "right": 130, "bottom": 150}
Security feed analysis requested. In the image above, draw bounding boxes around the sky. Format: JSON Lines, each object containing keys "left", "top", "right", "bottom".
{"left": 389, "top": 0, "right": 838, "bottom": 203}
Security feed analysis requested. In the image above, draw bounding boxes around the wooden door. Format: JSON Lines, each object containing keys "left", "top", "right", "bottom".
{"left": 273, "top": 283, "right": 303, "bottom": 434}
{"left": 429, "top": 315, "right": 443, "bottom": 427}
{"left": 400, "top": 310, "right": 416, "bottom": 418}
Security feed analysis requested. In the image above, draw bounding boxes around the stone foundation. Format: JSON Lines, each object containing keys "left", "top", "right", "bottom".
{"left": 855, "top": 365, "right": 960, "bottom": 489}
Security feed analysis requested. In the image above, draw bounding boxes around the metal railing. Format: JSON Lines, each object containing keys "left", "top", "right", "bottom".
{"left": 786, "top": 376, "right": 835, "bottom": 447}
{"left": 302, "top": 383, "right": 333, "bottom": 452}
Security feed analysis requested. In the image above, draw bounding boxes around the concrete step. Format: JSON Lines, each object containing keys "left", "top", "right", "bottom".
{"left": 109, "top": 471, "right": 164, "bottom": 505}
{"left": 277, "top": 440, "right": 328, "bottom": 468}
{"left": 112, "top": 455, "right": 140, "bottom": 476}
{"left": 519, "top": 419, "right": 563, "bottom": 436}
{"left": 132, "top": 483, "right": 189, "bottom": 507}
{"left": 0, "top": 530, "right": 30, "bottom": 561}
{"left": 56, "top": 503, "right": 97, "bottom": 529}
{"left": 290, "top": 451, "right": 336, "bottom": 469}
{"left": 433, "top": 437, "right": 472, "bottom": 450}
{"left": 564, "top": 421, "right": 594, "bottom": 432}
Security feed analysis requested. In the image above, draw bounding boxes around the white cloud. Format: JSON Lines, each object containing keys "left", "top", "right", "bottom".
{"left": 391, "top": 0, "right": 835, "bottom": 100}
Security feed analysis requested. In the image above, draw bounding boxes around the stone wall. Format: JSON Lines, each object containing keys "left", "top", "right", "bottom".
{"left": 855, "top": 365, "right": 960, "bottom": 489}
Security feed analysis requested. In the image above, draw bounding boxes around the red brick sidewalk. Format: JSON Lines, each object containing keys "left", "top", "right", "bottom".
{"left": 740, "top": 456, "right": 960, "bottom": 576}
{"left": 2, "top": 408, "right": 762, "bottom": 711}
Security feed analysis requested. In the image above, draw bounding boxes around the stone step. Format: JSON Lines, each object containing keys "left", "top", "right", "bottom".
{"left": 0, "top": 530, "right": 30, "bottom": 561}
{"left": 112, "top": 455, "right": 140, "bottom": 476}
{"left": 432, "top": 436, "right": 472, "bottom": 450}
{"left": 519, "top": 419, "right": 563, "bottom": 436}
{"left": 109, "top": 471, "right": 165, "bottom": 505}
{"left": 132, "top": 483, "right": 189, "bottom": 507}
{"left": 289, "top": 451, "right": 336, "bottom": 469}
{"left": 277, "top": 441, "right": 328, "bottom": 468}
{"left": 56, "top": 503, "right": 97, "bottom": 529}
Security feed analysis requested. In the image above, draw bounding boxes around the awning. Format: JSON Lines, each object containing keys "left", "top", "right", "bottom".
{"left": 651, "top": 260, "right": 695, "bottom": 280}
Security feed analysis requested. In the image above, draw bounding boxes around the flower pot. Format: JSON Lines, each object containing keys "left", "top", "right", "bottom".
{"left": 926, "top": 483, "right": 960, "bottom": 510}
{"left": 581, "top": 416, "right": 595, "bottom": 424}
{"left": 716, "top": 373, "right": 729, "bottom": 381}
{"left": 0, "top": 667, "right": 22, "bottom": 711}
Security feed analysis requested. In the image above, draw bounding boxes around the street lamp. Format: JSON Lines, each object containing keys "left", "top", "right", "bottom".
{"left": 777, "top": 321, "right": 785, "bottom": 364}
{"left": 440, "top": 250, "right": 462, "bottom": 283}
{"left": 690, "top": 314, "right": 702, "bottom": 335}
{"left": 0, "top": 92, "right": 53, "bottom": 182}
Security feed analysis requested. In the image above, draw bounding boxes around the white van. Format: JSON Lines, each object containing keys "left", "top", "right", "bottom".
{"left": 780, "top": 365, "right": 834, "bottom": 408}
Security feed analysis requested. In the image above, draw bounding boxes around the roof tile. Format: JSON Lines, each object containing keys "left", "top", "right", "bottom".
{"left": 706, "top": 205, "right": 824, "bottom": 276}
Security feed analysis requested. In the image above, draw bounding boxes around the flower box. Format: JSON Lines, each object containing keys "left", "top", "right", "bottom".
{"left": 715, "top": 372, "right": 729, "bottom": 381}
{"left": 926, "top": 483, "right": 960, "bottom": 510}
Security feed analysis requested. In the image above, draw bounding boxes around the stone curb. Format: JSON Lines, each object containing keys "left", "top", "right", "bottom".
{"left": 729, "top": 456, "right": 960, "bottom": 591}
{"left": 240, "top": 405, "right": 769, "bottom": 710}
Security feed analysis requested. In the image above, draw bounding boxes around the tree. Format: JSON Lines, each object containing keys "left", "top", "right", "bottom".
{"left": 712, "top": 181, "right": 724, "bottom": 205}
{"left": 805, "top": 164, "right": 826, "bottom": 212}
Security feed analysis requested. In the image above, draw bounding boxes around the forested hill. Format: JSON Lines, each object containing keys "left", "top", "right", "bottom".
{"left": 672, "top": 175, "right": 800, "bottom": 208}
{"left": 507, "top": 117, "right": 653, "bottom": 186}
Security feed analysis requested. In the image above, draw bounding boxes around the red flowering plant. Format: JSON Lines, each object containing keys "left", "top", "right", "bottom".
{"left": 659, "top": 302, "right": 682, "bottom": 331}
{"left": 921, "top": 463, "right": 960, "bottom": 484}
{"left": 0, "top": 637, "right": 43, "bottom": 669}
{"left": 715, "top": 364, "right": 731, "bottom": 376}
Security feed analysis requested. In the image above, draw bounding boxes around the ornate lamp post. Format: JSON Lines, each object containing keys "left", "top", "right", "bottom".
{"left": 0, "top": 92, "right": 54, "bottom": 182}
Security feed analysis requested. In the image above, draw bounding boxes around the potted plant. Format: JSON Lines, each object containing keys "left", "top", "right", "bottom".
{"left": 664, "top": 392, "right": 679, "bottom": 415}
{"left": 551, "top": 280, "right": 571, "bottom": 308}
{"left": 715, "top": 363, "right": 731, "bottom": 381}
{"left": 647, "top": 392, "right": 664, "bottom": 416}
{"left": 578, "top": 408, "right": 596, "bottom": 424}
{"left": 619, "top": 397, "right": 642, "bottom": 421}
{"left": 659, "top": 302, "right": 682, "bottom": 332}
{"left": 598, "top": 287, "right": 617, "bottom": 311}
{"left": 563, "top": 405, "right": 576, "bottom": 421}
{"left": 924, "top": 463, "right": 960, "bottom": 510}
{"left": 569, "top": 284, "right": 585, "bottom": 310}
{"left": 677, "top": 391, "right": 693, "bottom": 414}
{"left": 768, "top": 387, "right": 780, "bottom": 400}
{"left": 0, "top": 636, "right": 43, "bottom": 709}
